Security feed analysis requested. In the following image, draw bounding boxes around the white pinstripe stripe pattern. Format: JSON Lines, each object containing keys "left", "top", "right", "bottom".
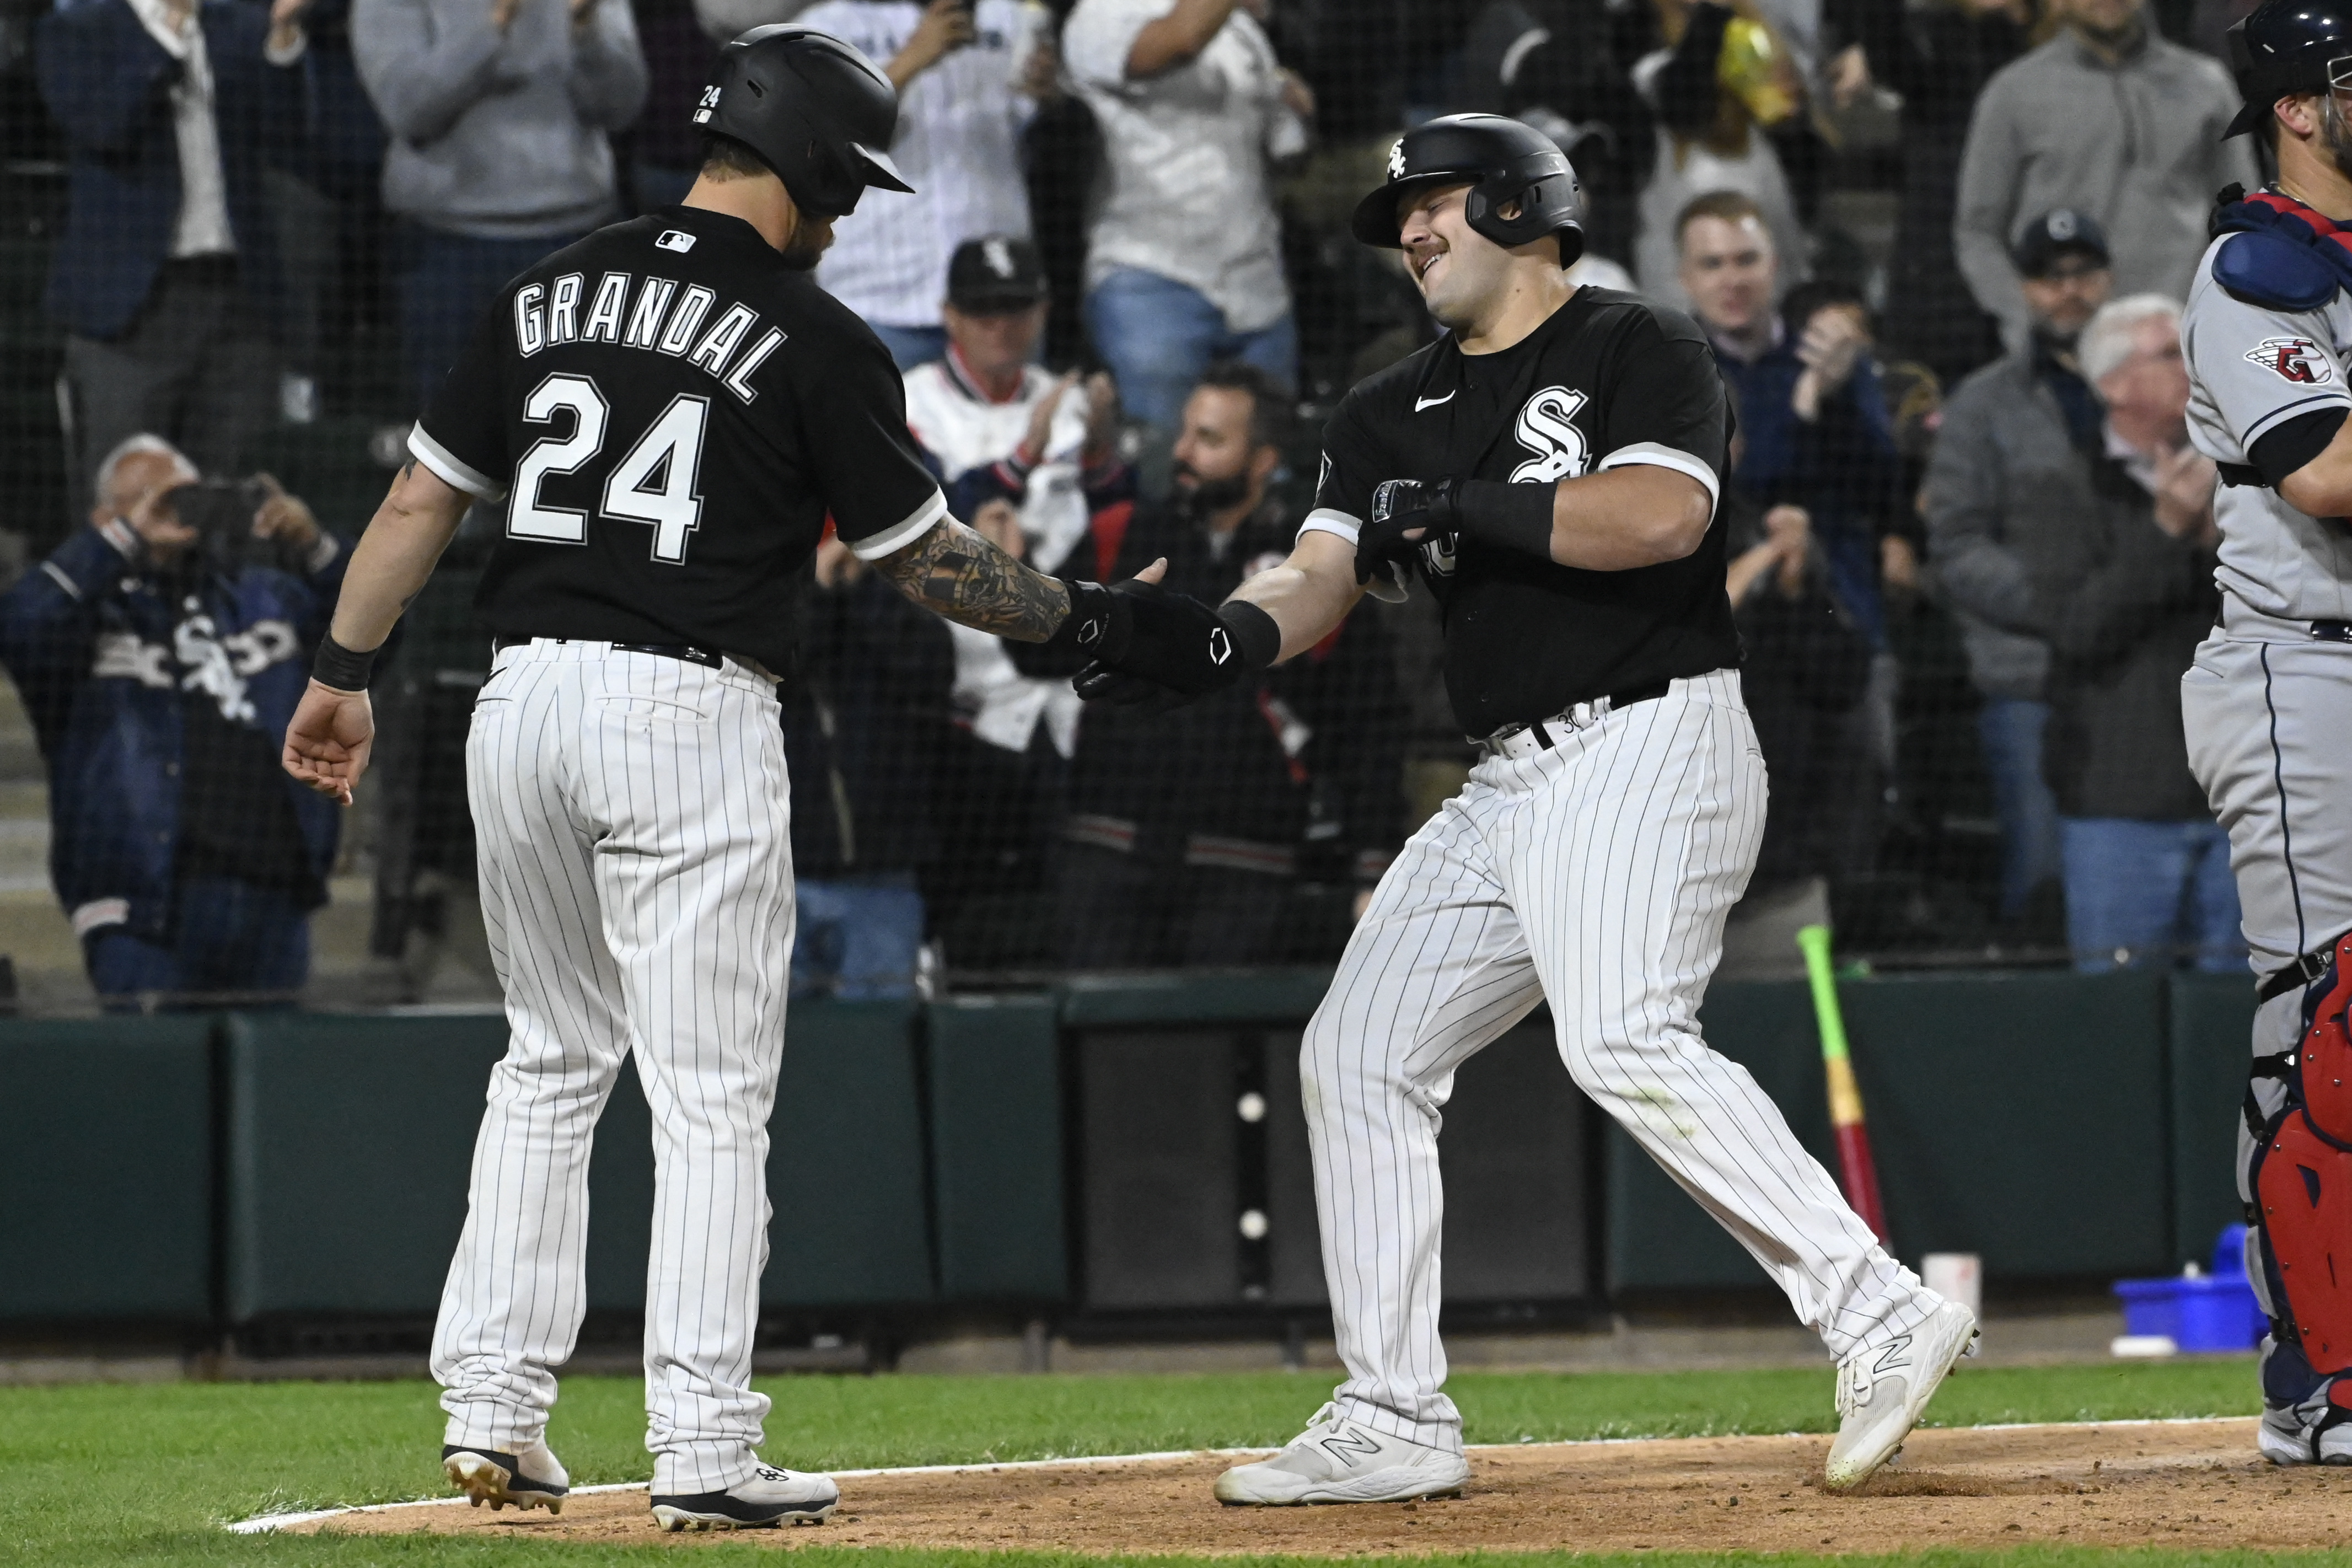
{"left": 432, "top": 641, "right": 794, "bottom": 1496}
{"left": 1304, "top": 670, "right": 1935, "bottom": 1451}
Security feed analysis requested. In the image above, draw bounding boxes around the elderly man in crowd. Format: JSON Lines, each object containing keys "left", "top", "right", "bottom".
{"left": 1064, "top": 0, "right": 1309, "bottom": 432}
{"left": 2032, "top": 296, "right": 2237, "bottom": 972}
{"left": 0, "top": 438, "right": 348, "bottom": 1005}
{"left": 1926, "top": 208, "right": 2114, "bottom": 937}
{"left": 1953, "top": 0, "right": 2251, "bottom": 356}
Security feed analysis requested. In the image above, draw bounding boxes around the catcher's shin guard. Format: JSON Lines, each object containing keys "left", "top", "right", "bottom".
{"left": 2251, "top": 930, "right": 2352, "bottom": 1395}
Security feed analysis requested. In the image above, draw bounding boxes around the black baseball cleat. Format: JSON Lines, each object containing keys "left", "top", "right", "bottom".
{"left": 651, "top": 1462, "right": 840, "bottom": 1531}
{"left": 442, "top": 1440, "right": 570, "bottom": 1513}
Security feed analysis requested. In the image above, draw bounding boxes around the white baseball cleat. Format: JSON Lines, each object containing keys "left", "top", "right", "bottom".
{"left": 1823, "top": 1298, "right": 1980, "bottom": 1491}
{"left": 2258, "top": 1400, "right": 2352, "bottom": 1465}
{"left": 651, "top": 1462, "right": 840, "bottom": 1530}
{"left": 442, "top": 1439, "right": 570, "bottom": 1513}
{"left": 1213, "top": 1403, "right": 1470, "bottom": 1505}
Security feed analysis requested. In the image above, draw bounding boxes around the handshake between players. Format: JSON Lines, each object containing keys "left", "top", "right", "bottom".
{"left": 1067, "top": 481, "right": 1451, "bottom": 709}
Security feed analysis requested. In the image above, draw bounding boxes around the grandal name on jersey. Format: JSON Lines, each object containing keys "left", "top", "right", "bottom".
{"left": 510, "top": 238, "right": 786, "bottom": 406}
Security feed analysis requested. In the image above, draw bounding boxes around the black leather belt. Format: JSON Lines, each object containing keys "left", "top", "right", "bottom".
{"left": 2312, "top": 621, "right": 2352, "bottom": 643}
{"left": 493, "top": 635, "right": 722, "bottom": 669}
{"left": 1480, "top": 678, "right": 1673, "bottom": 751}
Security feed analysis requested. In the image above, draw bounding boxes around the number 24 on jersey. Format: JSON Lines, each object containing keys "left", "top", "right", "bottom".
{"left": 508, "top": 372, "right": 709, "bottom": 565}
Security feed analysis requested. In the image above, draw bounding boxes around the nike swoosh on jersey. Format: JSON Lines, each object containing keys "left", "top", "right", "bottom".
{"left": 1415, "top": 392, "right": 1456, "bottom": 412}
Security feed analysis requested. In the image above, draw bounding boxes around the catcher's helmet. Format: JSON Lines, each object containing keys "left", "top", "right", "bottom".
{"left": 1350, "top": 114, "right": 1583, "bottom": 265}
{"left": 2224, "top": 0, "right": 2352, "bottom": 137}
{"left": 692, "top": 26, "right": 913, "bottom": 217}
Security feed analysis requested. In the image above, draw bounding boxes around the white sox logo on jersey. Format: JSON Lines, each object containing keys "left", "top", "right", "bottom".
{"left": 1510, "top": 385, "right": 1592, "bottom": 482}
{"left": 2246, "top": 336, "right": 2335, "bottom": 385}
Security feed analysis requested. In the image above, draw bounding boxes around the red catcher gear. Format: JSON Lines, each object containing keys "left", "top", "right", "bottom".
{"left": 2253, "top": 930, "right": 2352, "bottom": 1378}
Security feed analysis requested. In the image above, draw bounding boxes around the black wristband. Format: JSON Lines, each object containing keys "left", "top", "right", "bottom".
{"left": 1454, "top": 479, "right": 1556, "bottom": 560}
{"left": 1216, "top": 599, "right": 1282, "bottom": 672}
{"left": 312, "top": 632, "right": 378, "bottom": 692}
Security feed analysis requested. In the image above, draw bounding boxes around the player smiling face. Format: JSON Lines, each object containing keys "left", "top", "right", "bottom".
{"left": 1396, "top": 182, "right": 1557, "bottom": 331}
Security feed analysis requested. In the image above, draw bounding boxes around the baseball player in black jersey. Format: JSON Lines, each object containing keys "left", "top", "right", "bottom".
{"left": 1084, "top": 116, "right": 1979, "bottom": 1505}
{"left": 282, "top": 25, "right": 1210, "bottom": 1533}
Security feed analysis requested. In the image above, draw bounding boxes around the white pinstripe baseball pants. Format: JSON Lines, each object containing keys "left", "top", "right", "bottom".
{"left": 432, "top": 641, "right": 793, "bottom": 1495}
{"left": 1305, "top": 669, "right": 1937, "bottom": 1449}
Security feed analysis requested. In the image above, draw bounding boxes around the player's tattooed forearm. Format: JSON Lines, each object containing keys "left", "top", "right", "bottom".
{"left": 875, "top": 520, "right": 1072, "bottom": 641}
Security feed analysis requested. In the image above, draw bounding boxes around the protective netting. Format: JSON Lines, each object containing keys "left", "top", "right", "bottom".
{"left": 0, "top": 0, "right": 2253, "bottom": 1011}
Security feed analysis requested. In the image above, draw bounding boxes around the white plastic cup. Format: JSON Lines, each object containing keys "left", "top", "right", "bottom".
{"left": 1923, "top": 1251, "right": 1983, "bottom": 1318}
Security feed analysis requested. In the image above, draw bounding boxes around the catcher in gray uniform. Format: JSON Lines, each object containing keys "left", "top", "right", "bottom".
{"left": 2181, "top": 0, "right": 2352, "bottom": 1467}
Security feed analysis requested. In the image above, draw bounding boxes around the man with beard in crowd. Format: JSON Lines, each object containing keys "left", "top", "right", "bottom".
{"left": 1044, "top": 362, "right": 1406, "bottom": 966}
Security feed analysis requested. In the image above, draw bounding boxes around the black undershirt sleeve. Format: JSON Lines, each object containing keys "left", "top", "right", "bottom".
{"left": 2251, "top": 407, "right": 2349, "bottom": 489}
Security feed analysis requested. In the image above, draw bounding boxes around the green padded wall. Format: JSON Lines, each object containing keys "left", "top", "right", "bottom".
{"left": 2170, "top": 971, "right": 2257, "bottom": 1270}
{"left": 926, "top": 995, "right": 1065, "bottom": 1302}
{"left": 0, "top": 1017, "right": 214, "bottom": 1319}
{"left": 1609, "top": 972, "right": 2173, "bottom": 1290}
{"left": 224, "top": 1012, "right": 509, "bottom": 1319}
{"left": 227, "top": 1001, "right": 934, "bottom": 1322}
{"left": 762, "top": 1000, "right": 934, "bottom": 1307}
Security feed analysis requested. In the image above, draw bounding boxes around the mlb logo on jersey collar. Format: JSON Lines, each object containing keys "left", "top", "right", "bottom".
{"left": 657, "top": 231, "right": 698, "bottom": 254}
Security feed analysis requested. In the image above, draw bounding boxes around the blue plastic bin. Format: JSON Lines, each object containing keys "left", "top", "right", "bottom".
{"left": 2114, "top": 1233, "right": 2265, "bottom": 1354}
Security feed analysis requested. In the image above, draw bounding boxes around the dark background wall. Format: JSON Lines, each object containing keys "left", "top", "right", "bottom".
{"left": 0, "top": 969, "right": 2257, "bottom": 1341}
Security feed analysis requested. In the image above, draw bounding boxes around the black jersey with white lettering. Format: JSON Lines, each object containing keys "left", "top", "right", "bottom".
{"left": 409, "top": 205, "right": 947, "bottom": 674}
{"left": 1311, "top": 287, "right": 1737, "bottom": 738}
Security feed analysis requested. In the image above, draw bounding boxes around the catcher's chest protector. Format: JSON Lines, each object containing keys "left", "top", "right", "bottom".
{"left": 2256, "top": 931, "right": 2352, "bottom": 1380}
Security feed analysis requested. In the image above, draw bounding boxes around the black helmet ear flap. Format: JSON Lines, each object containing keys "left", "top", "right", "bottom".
{"left": 1464, "top": 171, "right": 1586, "bottom": 264}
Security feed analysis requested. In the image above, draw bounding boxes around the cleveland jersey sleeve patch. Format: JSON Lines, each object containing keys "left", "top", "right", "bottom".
{"left": 2187, "top": 282, "right": 2352, "bottom": 451}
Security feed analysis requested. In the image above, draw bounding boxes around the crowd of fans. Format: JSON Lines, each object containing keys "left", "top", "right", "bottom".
{"left": 0, "top": 0, "right": 2274, "bottom": 1003}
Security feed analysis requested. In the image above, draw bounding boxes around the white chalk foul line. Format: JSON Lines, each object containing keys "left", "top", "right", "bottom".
{"left": 222, "top": 1416, "right": 2252, "bottom": 1535}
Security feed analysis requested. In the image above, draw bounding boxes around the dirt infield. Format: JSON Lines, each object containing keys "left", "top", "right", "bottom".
{"left": 286, "top": 1419, "right": 2352, "bottom": 1554}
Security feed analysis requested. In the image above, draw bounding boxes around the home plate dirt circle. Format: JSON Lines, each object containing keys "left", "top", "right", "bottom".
{"left": 288, "top": 1420, "right": 2352, "bottom": 1554}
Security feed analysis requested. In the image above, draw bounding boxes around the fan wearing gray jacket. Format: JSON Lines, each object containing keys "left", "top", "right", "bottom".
{"left": 352, "top": 0, "right": 647, "bottom": 409}
{"left": 1924, "top": 209, "right": 2113, "bottom": 933}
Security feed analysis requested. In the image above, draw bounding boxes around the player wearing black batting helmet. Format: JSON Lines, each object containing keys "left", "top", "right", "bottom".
{"left": 1349, "top": 112, "right": 1585, "bottom": 264}
{"left": 283, "top": 20, "right": 1228, "bottom": 1536}
{"left": 1077, "top": 109, "right": 1982, "bottom": 1507}
{"left": 2224, "top": 0, "right": 2352, "bottom": 138}
{"left": 692, "top": 24, "right": 913, "bottom": 215}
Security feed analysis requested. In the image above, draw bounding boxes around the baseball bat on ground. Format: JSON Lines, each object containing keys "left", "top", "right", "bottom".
{"left": 1796, "top": 922, "right": 1890, "bottom": 1244}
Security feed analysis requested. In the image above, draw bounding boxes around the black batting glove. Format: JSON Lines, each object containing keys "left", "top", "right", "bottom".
{"left": 1072, "top": 665, "right": 1192, "bottom": 710}
{"left": 1042, "top": 578, "right": 1129, "bottom": 662}
{"left": 1357, "top": 477, "right": 1461, "bottom": 588}
{"left": 1073, "top": 598, "right": 1283, "bottom": 709}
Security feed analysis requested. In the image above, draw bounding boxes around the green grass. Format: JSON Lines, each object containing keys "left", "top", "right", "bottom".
{"left": 0, "top": 1358, "right": 2312, "bottom": 1568}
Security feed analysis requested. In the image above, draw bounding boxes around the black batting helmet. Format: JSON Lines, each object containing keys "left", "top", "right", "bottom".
{"left": 2224, "top": 0, "right": 2352, "bottom": 137}
{"left": 1350, "top": 114, "right": 1584, "bottom": 265}
{"left": 692, "top": 26, "right": 914, "bottom": 217}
